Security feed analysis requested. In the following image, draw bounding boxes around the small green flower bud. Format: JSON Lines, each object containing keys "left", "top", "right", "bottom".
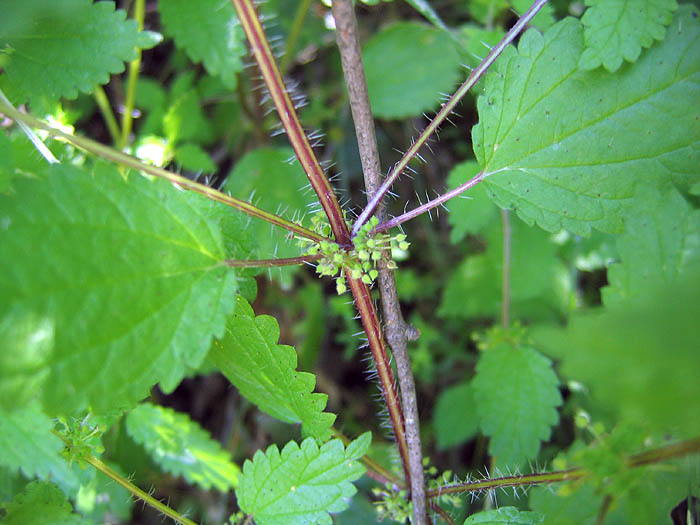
{"left": 336, "top": 280, "right": 346, "bottom": 295}
{"left": 358, "top": 250, "right": 370, "bottom": 261}
{"left": 369, "top": 269, "right": 378, "bottom": 280}
{"left": 399, "top": 241, "right": 410, "bottom": 251}
{"left": 362, "top": 274, "right": 372, "bottom": 284}
{"left": 386, "top": 260, "right": 397, "bottom": 270}
{"left": 371, "top": 251, "right": 382, "bottom": 261}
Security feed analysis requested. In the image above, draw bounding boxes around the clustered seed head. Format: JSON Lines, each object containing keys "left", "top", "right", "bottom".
{"left": 297, "top": 213, "right": 410, "bottom": 294}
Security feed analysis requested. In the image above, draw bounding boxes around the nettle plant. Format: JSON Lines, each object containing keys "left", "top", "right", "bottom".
{"left": 0, "top": 0, "right": 699, "bottom": 523}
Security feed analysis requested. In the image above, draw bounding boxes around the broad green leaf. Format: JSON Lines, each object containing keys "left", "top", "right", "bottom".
{"left": 0, "top": 404, "right": 77, "bottom": 490}
{"left": 126, "top": 402, "right": 240, "bottom": 491}
{"left": 433, "top": 381, "right": 479, "bottom": 450}
{"left": 0, "top": 481, "right": 90, "bottom": 525}
{"left": 158, "top": 0, "right": 246, "bottom": 88}
{"left": 0, "top": 0, "right": 156, "bottom": 103}
{"left": 463, "top": 506, "right": 544, "bottom": 524}
{"left": 363, "top": 22, "right": 462, "bottom": 119}
{"left": 472, "top": 7, "right": 700, "bottom": 235}
{"left": 602, "top": 185, "right": 700, "bottom": 307}
{"left": 440, "top": 215, "right": 569, "bottom": 322}
{"left": 0, "top": 163, "right": 241, "bottom": 415}
{"left": 579, "top": 0, "right": 678, "bottom": 72}
{"left": 529, "top": 482, "right": 602, "bottom": 525}
{"left": 472, "top": 343, "right": 562, "bottom": 465}
{"left": 0, "top": 131, "right": 13, "bottom": 193}
{"left": 223, "top": 147, "right": 317, "bottom": 288}
{"left": 447, "top": 160, "right": 499, "bottom": 242}
{"left": 533, "top": 270, "right": 700, "bottom": 436}
{"left": 209, "top": 296, "right": 336, "bottom": 441}
{"left": 236, "top": 435, "right": 369, "bottom": 525}
{"left": 511, "top": 0, "right": 556, "bottom": 30}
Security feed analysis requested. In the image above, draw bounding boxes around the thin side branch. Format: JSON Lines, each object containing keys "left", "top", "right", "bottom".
{"left": 0, "top": 101, "right": 325, "bottom": 243}
{"left": 331, "top": 1, "right": 426, "bottom": 522}
{"left": 221, "top": 254, "right": 321, "bottom": 268}
{"left": 352, "top": 0, "right": 550, "bottom": 236}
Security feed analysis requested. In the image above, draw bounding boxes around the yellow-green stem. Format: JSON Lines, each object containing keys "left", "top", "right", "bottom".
{"left": 120, "top": 0, "right": 146, "bottom": 149}
{"left": 93, "top": 85, "right": 121, "bottom": 145}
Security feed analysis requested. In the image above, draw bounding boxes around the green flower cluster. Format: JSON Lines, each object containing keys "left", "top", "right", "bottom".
{"left": 300, "top": 214, "right": 409, "bottom": 294}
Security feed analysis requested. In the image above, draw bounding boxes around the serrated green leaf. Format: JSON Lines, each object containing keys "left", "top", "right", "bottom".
{"left": 0, "top": 404, "right": 77, "bottom": 490}
{"left": 579, "top": 0, "right": 678, "bottom": 72}
{"left": 463, "top": 506, "right": 544, "bottom": 524}
{"left": 223, "top": 147, "right": 317, "bottom": 288}
{"left": 0, "top": 163, "right": 241, "bottom": 415}
{"left": 363, "top": 22, "right": 462, "bottom": 119}
{"left": 602, "top": 185, "right": 700, "bottom": 307}
{"left": 236, "top": 436, "right": 367, "bottom": 525}
{"left": 533, "top": 270, "right": 700, "bottom": 436}
{"left": 125, "top": 402, "right": 240, "bottom": 491}
{"left": 158, "top": 0, "right": 245, "bottom": 88}
{"left": 472, "top": 344, "right": 562, "bottom": 465}
{"left": 440, "top": 215, "right": 569, "bottom": 322}
{"left": 433, "top": 381, "right": 479, "bottom": 450}
{"left": 0, "top": 0, "right": 149, "bottom": 103}
{"left": 209, "top": 296, "right": 336, "bottom": 441}
{"left": 1, "top": 481, "right": 90, "bottom": 525}
{"left": 472, "top": 8, "right": 700, "bottom": 235}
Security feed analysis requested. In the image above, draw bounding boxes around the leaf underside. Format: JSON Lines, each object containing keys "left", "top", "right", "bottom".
{"left": 472, "top": 7, "right": 700, "bottom": 235}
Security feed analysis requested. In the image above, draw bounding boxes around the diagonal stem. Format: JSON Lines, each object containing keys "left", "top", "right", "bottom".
{"left": 331, "top": 1, "right": 426, "bottom": 522}
{"left": 230, "top": 0, "right": 412, "bottom": 490}
{"left": 352, "top": 0, "right": 550, "bottom": 236}
{"left": 0, "top": 100, "right": 324, "bottom": 243}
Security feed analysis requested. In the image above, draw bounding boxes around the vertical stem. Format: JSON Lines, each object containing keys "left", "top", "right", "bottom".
{"left": 230, "top": 0, "right": 412, "bottom": 490}
{"left": 501, "top": 209, "right": 511, "bottom": 328}
{"left": 119, "top": 0, "right": 146, "bottom": 149}
{"left": 93, "top": 85, "right": 121, "bottom": 144}
{"left": 331, "top": 1, "right": 426, "bottom": 522}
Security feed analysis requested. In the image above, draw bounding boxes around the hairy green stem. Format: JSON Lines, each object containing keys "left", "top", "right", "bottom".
{"left": 331, "top": 1, "right": 426, "bottom": 521}
{"left": 119, "top": 0, "right": 146, "bottom": 149}
{"left": 93, "top": 85, "right": 121, "bottom": 144}
{"left": 0, "top": 101, "right": 324, "bottom": 243}
{"left": 84, "top": 454, "right": 198, "bottom": 525}
{"left": 230, "top": 0, "right": 412, "bottom": 489}
{"left": 352, "top": 0, "right": 550, "bottom": 236}
{"left": 426, "top": 436, "right": 700, "bottom": 497}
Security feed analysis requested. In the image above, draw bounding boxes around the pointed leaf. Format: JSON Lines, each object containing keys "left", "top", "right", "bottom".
{"left": 1, "top": 481, "right": 90, "bottom": 525}
{"left": 603, "top": 185, "right": 700, "bottom": 307}
{"left": 472, "top": 7, "right": 700, "bottom": 235}
{"left": 236, "top": 436, "right": 368, "bottom": 525}
{"left": 158, "top": 0, "right": 246, "bottom": 88}
{"left": 363, "top": 22, "right": 462, "bottom": 119}
{"left": 472, "top": 344, "right": 562, "bottom": 465}
{"left": 579, "top": 0, "right": 678, "bottom": 72}
{"left": 0, "top": 163, "right": 241, "bottom": 415}
{"left": 0, "top": 404, "right": 77, "bottom": 490}
{"left": 126, "top": 403, "right": 240, "bottom": 491}
{"left": 209, "top": 296, "right": 336, "bottom": 441}
{"left": 0, "top": 0, "right": 153, "bottom": 103}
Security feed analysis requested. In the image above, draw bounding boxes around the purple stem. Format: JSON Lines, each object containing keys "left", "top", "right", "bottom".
{"left": 352, "top": 0, "right": 549, "bottom": 236}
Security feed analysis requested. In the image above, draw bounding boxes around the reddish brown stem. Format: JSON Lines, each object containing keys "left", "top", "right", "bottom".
{"left": 221, "top": 254, "right": 320, "bottom": 268}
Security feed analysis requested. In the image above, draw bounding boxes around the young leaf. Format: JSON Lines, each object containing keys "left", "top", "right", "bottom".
{"left": 209, "top": 296, "right": 336, "bottom": 441}
{"left": 471, "top": 7, "right": 700, "bottom": 235}
{"left": 0, "top": 163, "right": 240, "bottom": 416}
{"left": 472, "top": 343, "right": 562, "bottom": 465}
{"left": 158, "top": 0, "right": 246, "bottom": 88}
{"left": 463, "top": 506, "right": 544, "bottom": 524}
{"left": 0, "top": 0, "right": 157, "bottom": 103}
{"left": 363, "top": 22, "right": 462, "bottom": 119}
{"left": 0, "top": 404, "right": 77, "bottom": 491}
{"left": 602, "top": 185, "right": 700, "bottom": 307}
{"left": 126, "top": 402, "right": 240, "bottom": 491}
{"left": 433, "top": 381, "right": 479, "bottom": 450}
{"left": 0, "top": 481, "right": 90, "bottom": 525}
{"left": 579, "top": 0, "right": 679, "bottom": 72}
{"left": 236, "top": 435, "right": 369, "bottom": 525}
